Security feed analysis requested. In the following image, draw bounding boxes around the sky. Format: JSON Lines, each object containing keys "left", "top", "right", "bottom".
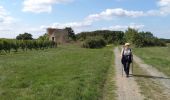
{"left": 0, "top": 0, "right": 170, "bottom": 39}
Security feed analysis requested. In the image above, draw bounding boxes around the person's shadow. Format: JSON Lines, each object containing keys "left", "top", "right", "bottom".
{"left": 129, "top": 74, "right": 170, "bottom": 80}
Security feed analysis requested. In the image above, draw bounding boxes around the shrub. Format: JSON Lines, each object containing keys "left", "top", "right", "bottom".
{"left": 82, "top": 37, "right": 106, "bottom": 48}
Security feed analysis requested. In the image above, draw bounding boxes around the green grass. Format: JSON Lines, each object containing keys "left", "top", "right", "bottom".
{"left": 0, "top": 44, "right": 115, "bottom": 100}
{"left": 133, "top": 46, "right": 170, "bottom": 77}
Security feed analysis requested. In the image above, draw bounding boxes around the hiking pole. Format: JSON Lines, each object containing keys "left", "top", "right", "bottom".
{"left": 131, "top": 60, "right": 133, "bottom": 75}
{"left": 122, "top": 65, "right": 123, "bottom": 77}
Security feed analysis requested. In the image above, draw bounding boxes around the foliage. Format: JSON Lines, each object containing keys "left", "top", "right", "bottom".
{"left": 16, "top": 33, "right": 33, "bottom": 40}
{"left": 0, "top": 45, "right": 115, "bottom": 100}
{"left": 65, "top": 27, "right": 76, "bottom": 41}
{"left": 160, "top": 38, "right": 170, "bottom": 43}
{"left": 124, "top": 28, "right": 166, "bottom": 47}
{"left": 38, "top": 33, "right": 49, "bottom": 41}
{"left": 76, "top": 30, "right": 124, "bottom": 44}
{"left": 82, "top": 37, "right": 107, "bottom": 48}
{"left": 0, "top": 39, "right": 57, "bottom": 53}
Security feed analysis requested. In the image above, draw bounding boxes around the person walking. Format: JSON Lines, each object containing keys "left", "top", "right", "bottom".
{"left": 121, "top": 43, "right": 133, "bottom": 77}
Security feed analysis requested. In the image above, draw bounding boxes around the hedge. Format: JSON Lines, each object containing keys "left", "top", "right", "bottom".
{"left": 82, "top": 37, "right": 106, "bottom": 48}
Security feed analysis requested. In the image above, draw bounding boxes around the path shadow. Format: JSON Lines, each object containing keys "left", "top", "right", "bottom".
{"left": 129, "top": 74, "right": 170, "bottom": 80}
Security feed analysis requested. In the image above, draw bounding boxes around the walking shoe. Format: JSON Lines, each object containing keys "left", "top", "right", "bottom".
{"left": 126, "top": 75, "right": 129, "bottom": 78}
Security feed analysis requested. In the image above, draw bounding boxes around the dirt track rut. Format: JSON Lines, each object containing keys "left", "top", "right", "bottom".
{"left": 133, "top": 54, "right": 170, "bottom": 98}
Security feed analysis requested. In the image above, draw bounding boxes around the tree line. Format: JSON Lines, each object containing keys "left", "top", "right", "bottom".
{"left": 76, "top": 30, "right": 124, "bottom": 44}
{"left": 160, "top": 38, "right": 170, "bottom": 43}
{"left": 1, "top": 27, "right": 167, "bottom": 50}
{"left": 76, "top": 28, "right": 166, "bottom": 48}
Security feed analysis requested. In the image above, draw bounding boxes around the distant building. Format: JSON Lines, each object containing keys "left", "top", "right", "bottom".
{"left": 47, "top": 28, "right": 69, "bottom": 44}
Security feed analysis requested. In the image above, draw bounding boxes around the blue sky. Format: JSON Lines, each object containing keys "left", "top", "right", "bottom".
{"left": 0, "top": 0, "right": 170, "bottom": 39}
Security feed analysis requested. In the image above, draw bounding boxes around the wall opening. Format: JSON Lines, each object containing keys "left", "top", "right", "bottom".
{"left": 52, "top": 37, "right": 55, "bottom": 41}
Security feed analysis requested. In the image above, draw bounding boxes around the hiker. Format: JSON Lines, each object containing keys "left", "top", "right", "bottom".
{"left": 121, "top": 43, "right": 133, "bottom": 77}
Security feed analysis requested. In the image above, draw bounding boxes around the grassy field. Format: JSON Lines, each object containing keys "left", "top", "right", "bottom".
{"left": 0, "top": 44, "right": 115, "bottom": 100}
{"left": 133, "top": 45, "right": 170, "bottom": 76}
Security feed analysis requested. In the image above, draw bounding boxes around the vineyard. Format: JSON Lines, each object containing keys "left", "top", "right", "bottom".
{"left": 0, "top": 39, "right": 57, "bottom": 53}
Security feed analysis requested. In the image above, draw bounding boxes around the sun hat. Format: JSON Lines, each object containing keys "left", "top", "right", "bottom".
{"left": 125, "top": 43, "right": 130, "bottom": 46}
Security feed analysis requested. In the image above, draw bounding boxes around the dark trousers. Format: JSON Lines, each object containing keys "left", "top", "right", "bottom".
{"left": 123, "top": 62, "right": 130, "bottom": 76}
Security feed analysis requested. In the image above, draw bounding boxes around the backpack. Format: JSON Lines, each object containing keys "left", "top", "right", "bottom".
{"left": 121, "top": 48, "right": 132, "bottom": 64}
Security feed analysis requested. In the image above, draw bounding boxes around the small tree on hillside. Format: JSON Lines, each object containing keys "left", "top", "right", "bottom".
{"left": 16, "top": 33, "right": 33, "bottom": 40}
{"left": 124, "top": 28, "right": 138, "bottom": 43}
{"left": 65, "top": 27, "right": 76, "bottom": 41}
{"left": 38, "top": 33, "right": 49, "bottom": 41}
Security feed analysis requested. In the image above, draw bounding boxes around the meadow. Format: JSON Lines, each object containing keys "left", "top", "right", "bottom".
{"left": 133, "top": 44, "right": 170, "bottom": 76}
{"left": 0, "top": 44, "right": 115, "bottom": 100}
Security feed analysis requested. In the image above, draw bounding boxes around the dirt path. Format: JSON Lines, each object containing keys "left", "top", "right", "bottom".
{"left": 133, "top": 54, "right": 170, "bottom": 98}
{"left": 114, "top": 47, "right": 144, "bottom": 100}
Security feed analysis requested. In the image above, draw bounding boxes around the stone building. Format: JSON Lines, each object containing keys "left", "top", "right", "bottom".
{"left": 47, "top": 28, "right": 69, "bottom": 44}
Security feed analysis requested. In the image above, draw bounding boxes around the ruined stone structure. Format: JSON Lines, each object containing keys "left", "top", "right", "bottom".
{"left": 47, "top": 28, "right": 69, "bottom": 44}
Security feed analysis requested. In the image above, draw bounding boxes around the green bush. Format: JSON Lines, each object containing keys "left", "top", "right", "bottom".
{"left": 82, "top": 37, "right": 106, "bottom": 48}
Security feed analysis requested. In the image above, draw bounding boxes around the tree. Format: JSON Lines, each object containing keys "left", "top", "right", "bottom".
{"left": 16, "top": 33, "right": 33, "bottom": 40}
{"left": 139, "top": 31, "right": 154, "bottom": 39}
{"left": 124, "top": 28, "right": 166, "bottom": 47}
{"left": 65, "top": 27, "right": 76, "bottom": 41}
{"left": 38, "top": 33, "right": 49, "bottom": 41}
{"left": 76, "top": 30, "right": 125, "bottom": 44}
{"left": 124, "top": 28, "right": 138, "bottom": 43}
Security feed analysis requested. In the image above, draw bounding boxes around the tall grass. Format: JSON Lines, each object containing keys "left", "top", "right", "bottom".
{"left": 0, "top": 44, "right": 115, "bottom": 100}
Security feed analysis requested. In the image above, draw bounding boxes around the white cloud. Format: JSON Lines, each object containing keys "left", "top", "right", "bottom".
{"left": 146, "top": 0, "right": 170, "bottom": 16}
{"left": 0, "top": 6, "right": 16, "bottom": 38}
{"left": 50, "top": 21, "right": 91, "bottom": 28}
{"left": 85, "top": 0, "right": 170, "bottom": 21}
{"left": 40, "top": 20, "right": 92, "bottom": 31}
{"left": 158, "top": 0, "right": 170, "bottom": 6}
{"left": 22, "top": 0, "right": 73, "bottom": 13}
{"left": 40, "top": 8, "right": 146, "bottom": 34}
{"left": 42, "top": 8, "right": 145, "bottom": 31}
{"left": 86, "top": 8, "right": 145, "bottom": 22}
{"left": 158, "top": 0, "right": 170, "bottom": 15}
{"left": 0, "top": 6, "right": 14, "bottom": 24}
{"left": 102, "top": 23, "right": 144, "bottom": 31}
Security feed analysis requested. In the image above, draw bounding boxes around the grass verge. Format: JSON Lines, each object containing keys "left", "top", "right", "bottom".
{"left": 102, "top": 46, "right": 116, "bottom": 100}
